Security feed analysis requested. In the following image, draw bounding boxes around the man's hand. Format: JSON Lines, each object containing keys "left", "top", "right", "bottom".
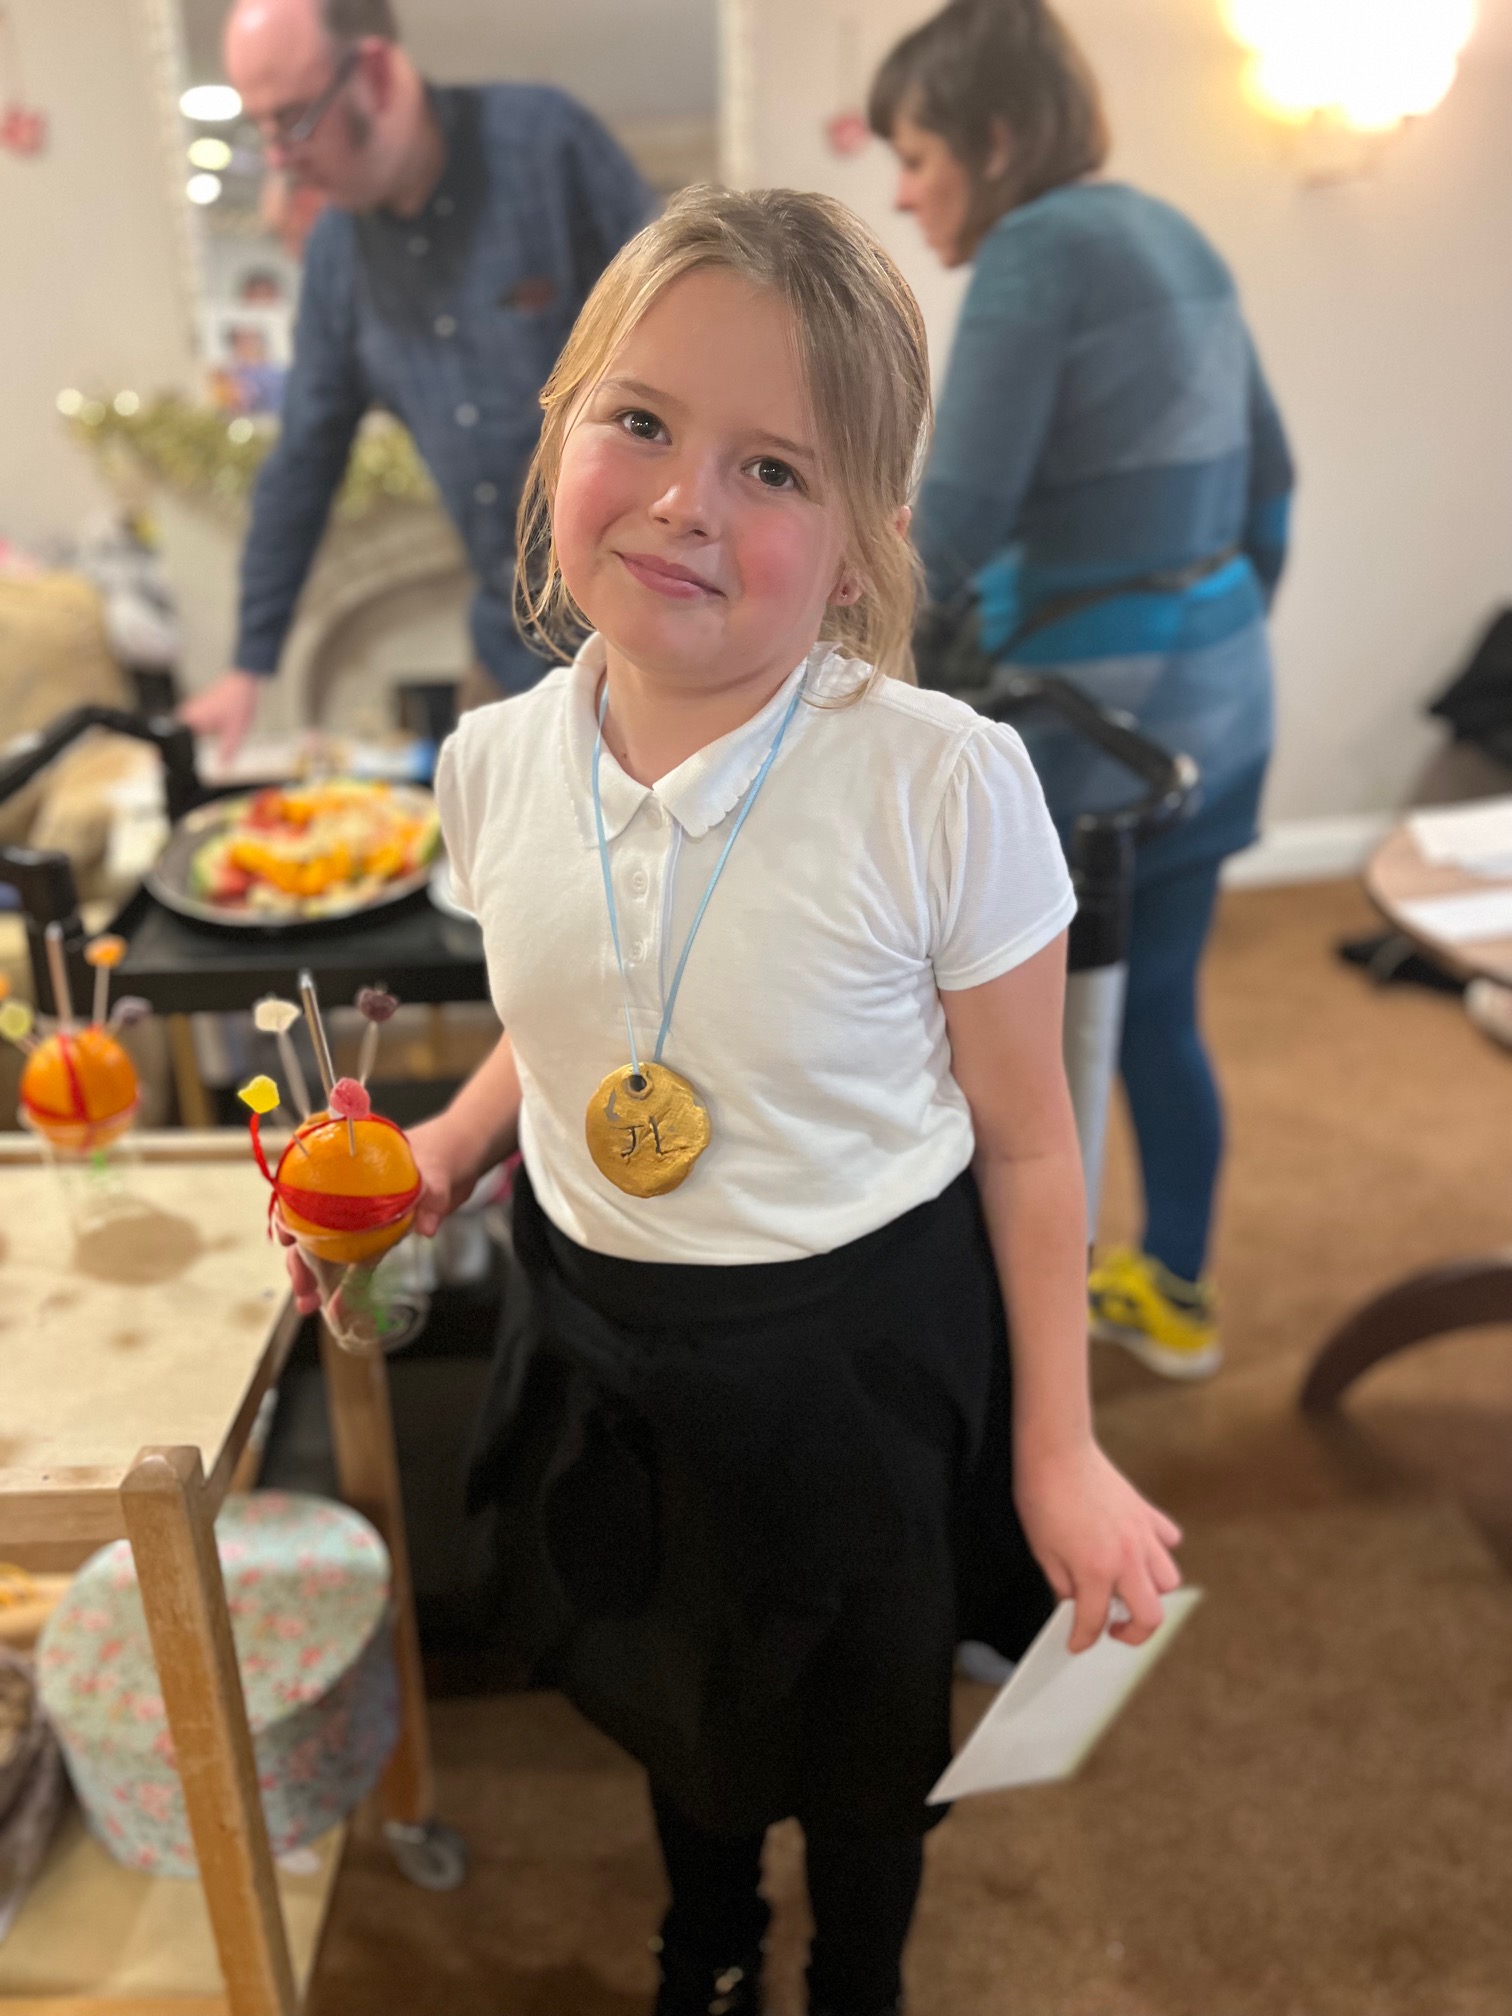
{"left": 179, "top": 669, "right": 263, "bottom": 767}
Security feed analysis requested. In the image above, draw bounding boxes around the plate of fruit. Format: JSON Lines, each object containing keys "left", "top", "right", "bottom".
{"left": 148, "top": 779, "right": 441, "bottom": 931}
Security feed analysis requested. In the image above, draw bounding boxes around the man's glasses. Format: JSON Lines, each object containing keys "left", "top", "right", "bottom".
{"left": 259, "top": 46, "right": 360, "bottom": 151}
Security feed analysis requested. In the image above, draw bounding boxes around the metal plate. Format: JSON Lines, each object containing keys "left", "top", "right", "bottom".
{"left": 146, "top": 786, "right": 439, "bottom": 935}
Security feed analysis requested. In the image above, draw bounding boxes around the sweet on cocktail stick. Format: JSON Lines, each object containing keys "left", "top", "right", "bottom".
{"left": 44, "top": 923, "right": 74, "bottom": 1027}
{"left": 84, "top": 935, "right": 126, "bottom": 1030}
{"left": 109, "top": 996, "right": 152, "bottom": 1034}
{"left": 355, "top": 987, "right": 399, "bottom": 1088}
{"left": 254, "top": 996, "right": 312, "bottom": 1119}
{"left": 0, "top": 987, "right": 37, "bottom": 1055}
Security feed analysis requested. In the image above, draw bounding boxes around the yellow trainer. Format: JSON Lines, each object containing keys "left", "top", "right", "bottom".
{"left": 1089, "top": 1247, "right": 1222, "bottom": 1380}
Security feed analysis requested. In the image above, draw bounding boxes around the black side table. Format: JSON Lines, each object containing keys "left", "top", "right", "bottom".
{"left": 0, "top": 707, "right": 488, "bottom": 1123}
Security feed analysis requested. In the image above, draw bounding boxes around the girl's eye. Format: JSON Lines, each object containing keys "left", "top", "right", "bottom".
{"left": 618, "top": 409, "right": 664, "bottom": 442}
{"left": 752, "top": 457, "right": 798, "bottom": 491}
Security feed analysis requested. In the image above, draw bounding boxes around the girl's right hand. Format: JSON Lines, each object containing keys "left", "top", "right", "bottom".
{"left": 279, "top": 1115, "right": 485, "bottom": 1315}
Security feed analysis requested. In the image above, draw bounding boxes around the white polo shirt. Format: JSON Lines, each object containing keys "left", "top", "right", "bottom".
{"left": 435, "top": 635, "right": 1076, "bottom": 1264}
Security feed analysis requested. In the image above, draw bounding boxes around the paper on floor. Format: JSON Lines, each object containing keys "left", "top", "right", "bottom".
{"left": 928, "top": 1588, "right": 1203, "bottom": 1802}
{"left": 1397, "top": 888, "right": 1512, "bottom": 946}
{"left": 1408, "top": 798, "right": 1512, "bottom": 869}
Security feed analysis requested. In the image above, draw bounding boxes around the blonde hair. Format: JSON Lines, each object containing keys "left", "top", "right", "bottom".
{"left": 515, "top": 184, "right": 933, "bottom": 685}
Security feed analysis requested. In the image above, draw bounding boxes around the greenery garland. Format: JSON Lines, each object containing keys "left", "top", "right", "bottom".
{"left": 66, "top": 393, "right": 436, "bottom": 523}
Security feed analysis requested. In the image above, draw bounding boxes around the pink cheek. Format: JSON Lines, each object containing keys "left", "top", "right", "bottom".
{"left": 726, "top": 511, "right": 827, "bottom": 613}
{"left": 553, "top": 438, "right": 639, "bottom": 600}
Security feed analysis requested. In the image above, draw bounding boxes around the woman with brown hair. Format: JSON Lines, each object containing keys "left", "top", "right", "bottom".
{"left": 874, "top": 0, "right": 1295, "bottom": 1381}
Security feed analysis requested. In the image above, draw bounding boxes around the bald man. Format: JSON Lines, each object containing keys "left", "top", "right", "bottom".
{"left": 181, "top": 0, "right": 650, "bottom": 760}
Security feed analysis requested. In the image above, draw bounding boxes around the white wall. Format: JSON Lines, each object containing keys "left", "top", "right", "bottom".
{"left": 722, "top": 0, "right": 1512, "bottom": 830}
{"left": 0, "top": 0, "right": 198, "bottom": 555}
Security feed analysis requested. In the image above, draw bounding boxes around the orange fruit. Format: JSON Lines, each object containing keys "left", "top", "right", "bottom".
{"left": 20, "top": 1028, "right": 139, "bottom": 1153}
{"left": 273, "top": 1110, "right": 420, "bottom": 1266}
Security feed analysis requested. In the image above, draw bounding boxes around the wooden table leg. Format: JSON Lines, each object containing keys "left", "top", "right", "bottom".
{"left": 316, "top": 1330, "right": 434, "bottom": 1829}
{"left": 122, "top": 1446, "right": 298, "bottom": 2016}
{"left": 166, "top": 1015, "right": 215, "bottom": 1130}
{"left": 1300, "top": 1254, "right": 1512, "bottom": 1411}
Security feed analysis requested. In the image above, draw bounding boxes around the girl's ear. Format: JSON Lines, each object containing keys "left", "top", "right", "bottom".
{"left": 895, "top": 504, "right": 913, "bottom": 539}
{"left": 985, "top": 116, "right": 1015, "bottom": 183}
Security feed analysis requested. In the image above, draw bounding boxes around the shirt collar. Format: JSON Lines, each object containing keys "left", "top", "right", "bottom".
{"left": 561, "top": 633, "right": 826, "bottom": 847}
{"left": 371, "top": 84, "right": 472, "bottom": 228}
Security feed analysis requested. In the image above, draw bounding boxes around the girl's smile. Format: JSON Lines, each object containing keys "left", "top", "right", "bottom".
{"left": 616, "top": 550, "right": 724, "bottom": 599}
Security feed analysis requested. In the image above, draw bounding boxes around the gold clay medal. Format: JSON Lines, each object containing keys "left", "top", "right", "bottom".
{"left": 585, "top": 671, "right": 806, "bottom": 1199}
{"left": 585, "top": 1061, "right": 711, "bottom": 1197}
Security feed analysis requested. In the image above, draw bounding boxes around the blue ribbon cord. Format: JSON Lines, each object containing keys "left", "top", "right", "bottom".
{"left": 592, "top": 673, "right": 806, "bottom": 1077}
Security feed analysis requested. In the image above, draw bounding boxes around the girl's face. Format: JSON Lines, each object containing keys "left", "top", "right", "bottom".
{"left": 552, "top": 269, "right": 852, "bottom": 698}
{"left": 890, "top": 110, "right": 985, "bottom": 269}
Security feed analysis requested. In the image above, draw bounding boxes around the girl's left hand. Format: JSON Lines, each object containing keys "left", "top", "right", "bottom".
{"left": 1014, "top": 1439, "right": 1184, "bottom": 1654}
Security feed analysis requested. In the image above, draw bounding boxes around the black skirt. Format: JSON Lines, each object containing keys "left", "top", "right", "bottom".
{"left": 467, "top": 1166, "right": 1054, "bottom": 1839}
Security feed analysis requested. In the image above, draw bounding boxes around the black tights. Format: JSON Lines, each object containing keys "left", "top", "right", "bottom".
{"left": 652, "top": 1790, "right": 924, "bottom": 2013}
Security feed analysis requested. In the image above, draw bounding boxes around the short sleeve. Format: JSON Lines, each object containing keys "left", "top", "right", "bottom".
{"left": 929, "top": 722, "right": 1077, "bottom": 990}
{"left": 432, "top": 727, "right": 476, "bottom": 915}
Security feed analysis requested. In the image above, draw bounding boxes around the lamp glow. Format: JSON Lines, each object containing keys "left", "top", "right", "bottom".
{"left": 179, "top": 84, "right": 242, "bottom": 123}
{"left": 186, "top": 172, "right": 223, "bottom": 206}
{"left": 188, "top": 136, "right": 233, "bottom": 171}
{"left": 1223, "top": 0, "right": 1478, "bottom": 131}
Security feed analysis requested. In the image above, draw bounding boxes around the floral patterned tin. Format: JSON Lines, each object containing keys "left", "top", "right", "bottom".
{"left": 35, "top": 1492, "right": 398, "bottom": 1878}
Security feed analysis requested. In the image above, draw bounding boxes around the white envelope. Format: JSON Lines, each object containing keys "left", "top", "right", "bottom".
{"left": 1408, "top": 797, "right": 1512, "bottom": 868}
{"left": 928, "top": 1587, "right": 1203, "bottom": 1802}
{"left": 1397, "top": 888, "right": 1512, "bottom": 946}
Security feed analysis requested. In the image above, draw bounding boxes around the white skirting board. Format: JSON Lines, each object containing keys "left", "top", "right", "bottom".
{"left": 1221, "top": 815, "right": 1394, "bottom": 890}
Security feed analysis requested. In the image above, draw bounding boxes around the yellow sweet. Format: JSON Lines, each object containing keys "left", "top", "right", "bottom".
{"left": 237, "top": 1075, "right": 282, "bottom": 1116}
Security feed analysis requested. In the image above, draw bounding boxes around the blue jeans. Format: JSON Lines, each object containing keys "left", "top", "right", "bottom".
{"left": 1119, "top": 860, "right": 1225, "bottom": 1283}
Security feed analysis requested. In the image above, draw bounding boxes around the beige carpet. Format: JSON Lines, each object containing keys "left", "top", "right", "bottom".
{"left": 309, "top": 880, "right": 1512, "bottom": 2015}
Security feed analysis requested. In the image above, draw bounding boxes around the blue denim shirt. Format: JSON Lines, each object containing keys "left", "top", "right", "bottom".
{"left": 235, "top": 84, "right": 652, "bottom": 693}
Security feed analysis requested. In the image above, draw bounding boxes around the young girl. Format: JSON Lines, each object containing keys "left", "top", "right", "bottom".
{"left": 289, "top": 185, "right": 1182, "bottom": 2015}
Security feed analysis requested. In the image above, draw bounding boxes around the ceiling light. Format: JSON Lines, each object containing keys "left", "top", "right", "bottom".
{"left": 179, "top": 84, "right": 242, "bottom": 123}
{"left": 188, "top": 136, "right": 233, "bottom": 171}
{"left": 1223, "top": 0, "right": 1479, "bottom": 131}
{"left": 186, "top": 173, "right": 223, "bottom": 206}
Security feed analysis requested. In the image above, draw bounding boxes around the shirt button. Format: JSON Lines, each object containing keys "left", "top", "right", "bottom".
{"left": 474, "top": 481, "right": 498, "bottom": 505}
{"left": 631, "top": 939, "right": 649, "bottom": 963}
{"left": 647, "top": 801, "right": 665, "bottom": 827}
{"left": 631, "top": 869, "right": 649, "bottom": 896}
{"left": 454, "top": 402, "right": 479, "bottom": 428}
{"left": 408, "top": 233, "right": 430, "bottom": 256}
{"left": 434, "top": 313, "right": 458, "bottom": 338}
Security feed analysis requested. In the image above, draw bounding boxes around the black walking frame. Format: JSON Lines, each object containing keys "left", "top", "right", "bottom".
{"left": 917, "top": 591, "right": 1200, "bottom": 1222}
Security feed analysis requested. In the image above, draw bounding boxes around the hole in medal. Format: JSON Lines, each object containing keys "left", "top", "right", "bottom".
{"left": 627, "top": 1072, "right": 649, "bottom": 1096}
